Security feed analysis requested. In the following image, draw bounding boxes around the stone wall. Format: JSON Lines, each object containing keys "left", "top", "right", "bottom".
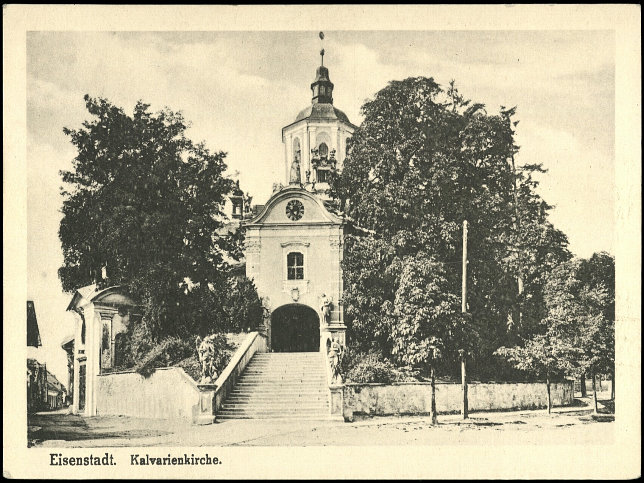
{"left": 343, "top": 381, "right": 574, "bottom": 419}
{"left": 96, "top": 367, "right": 200, "bottom": 420}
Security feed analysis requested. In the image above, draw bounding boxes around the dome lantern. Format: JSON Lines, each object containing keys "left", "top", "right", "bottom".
{"left": 311, "top": 49, "right": 334, "bottom": 104}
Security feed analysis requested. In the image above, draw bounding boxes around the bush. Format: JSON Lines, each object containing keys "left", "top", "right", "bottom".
{"left": 345, "top": 351, "right": 400, "bottom": 384}
{"left": 199, "top": 333, "right": 232, "bottom": 375}
{"left": 175, "top": 356, "right": 202, "bottom": 382}
{"left": 134, "top": 337, "right": 195, "bottom": 378}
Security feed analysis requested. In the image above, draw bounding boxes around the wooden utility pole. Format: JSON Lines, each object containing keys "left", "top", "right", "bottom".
{"left": 461, "top": 220, "right": 469, "bottom": 419}
{"left": 430, "top": 348, "right": 438, "bottom": 425}
{"left": 459, "top": 349, "right": 468, "bottom": 419}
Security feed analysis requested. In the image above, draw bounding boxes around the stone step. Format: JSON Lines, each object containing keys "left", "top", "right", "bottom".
{"left": 238, "top": 380, "right": 323, "bottom": 384}
{"left": 229, "top": 391, "right": 329, "bottom": 399}
{"left": 240, "top": 371, "right": 326, "bottom": 375}
{"left": 218, "top": 351, "right": 330, "bottom": 421}
{"left": 249, "top": 355, "right": 323, "bottom": 359}
{"left": 242, "top": 372, "right": 323, "bottom": 375}
{"left": 246, "top": 360, "right": 323, "bottom": 363}
{"left": 243, "top": 366, "right": 325, "bottom": 370}
{"left": 238, "top": 378, "right": 326, "bottom": 383}
{"left": 217, "top": 414, "right": 334, "bottom": 421}
{"left": 230, "top": 388, "right": 326, "bottom": 392}
{"left": 242, "top": 367, "right": 325, "bottom": 371}
{"left": 244, "top": 373, "right": 323, "bottom": 375}
{"left": 231, "top": 390, "right": 328, "bottom": 395}
{"left": 250, "top": 358, "right": 323, "bottom": 362}
{"left": 222, "top": 404, "right": 329, "bottom": 411}
{"left": 218, "top": 414, "right": 330, "bottom": 420}
{"left": 236, "top": 379, "right": 326, "bottom": 388}
{"left": 218, "top": 410, "right": 330, "bottom": 416}
{"left": 223, "top": 398, "right": 329, "bottom": 407}
{"left": 227, "top": 394, "right": 328, "bottom": 399}
{"left": 228, "top": 391, "right": 329, "bottom": 401}
{"left": 233, "top": 388, "right": 326, "bottom": 392}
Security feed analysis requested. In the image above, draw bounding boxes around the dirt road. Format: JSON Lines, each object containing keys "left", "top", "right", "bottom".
{"left": 29, "top": 397, "right": 614, "bottom": 448}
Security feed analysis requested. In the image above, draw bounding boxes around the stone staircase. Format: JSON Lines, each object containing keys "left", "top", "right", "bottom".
{"left": 217, "top": 352, "right": 331, "bottom": 420}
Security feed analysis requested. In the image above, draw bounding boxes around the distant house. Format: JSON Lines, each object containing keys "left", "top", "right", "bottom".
{"left": 27, "top": 301, "right": 68, "bottom": 411}
{"left": 27, "top": 359, "right": 68, "bottom": 411}
{"left": 61, "top": 335, "right": 75, "bottom": 406}
{"left": 27, "top": 300, "right": 41, "bottom": 347}
{"left": 46, "top": 372, "right": 66, "bottom": 409}
{"left": 27, "top": 301, "right": 46, "bottom": 412}
{"left": 27, "top": 358, "right": 48, "bottom": 412}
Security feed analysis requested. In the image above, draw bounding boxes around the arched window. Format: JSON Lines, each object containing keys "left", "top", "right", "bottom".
{"left": 318, "top": 142, "right": 328, "bottom": 159}
{"left": 287, "top": 252, "right": 304, "bottom": 280}
{"left": 293, "top": 138, "right": 301, "bottom": 162}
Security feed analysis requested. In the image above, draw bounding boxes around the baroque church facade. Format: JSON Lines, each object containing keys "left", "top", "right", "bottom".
{"left": 63, "top": 51, "right": 355, "bottom": 418}
{"left": 244, "top": 52, "right": 355, "bottom": 354}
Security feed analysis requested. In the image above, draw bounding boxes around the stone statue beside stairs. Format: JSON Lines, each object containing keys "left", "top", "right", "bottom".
{"left": 320, "top": 293, "right": 332, "bottom": 325}
{"left": 327, "top": 337, "right": 344, "bottom": 384}
{"left": 196, "top": 335, "right": 219, "bottom": 384}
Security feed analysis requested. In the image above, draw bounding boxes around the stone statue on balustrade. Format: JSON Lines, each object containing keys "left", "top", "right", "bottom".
{"left": 320, "top": 293, "right": 332, "bottom": 325}
{"left": 195, "top": 335, "right": 219, "bottom": 384}
{"left": 327, "top": 337, "right": 344, "bottom": 384}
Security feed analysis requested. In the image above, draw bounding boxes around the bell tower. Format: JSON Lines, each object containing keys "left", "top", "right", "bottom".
{"left": 281, "top": 35, "right": 356, "bottom": 197}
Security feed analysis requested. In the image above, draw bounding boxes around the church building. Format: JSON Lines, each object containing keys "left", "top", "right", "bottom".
{"left": 243, "top": 49, "right": 356, "bottom": 354}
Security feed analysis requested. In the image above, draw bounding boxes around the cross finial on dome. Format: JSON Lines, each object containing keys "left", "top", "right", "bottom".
{"left": 319, "top": 31, "right": 325, "bottom": 66}
{"left": 310, "top": 31, "right": 333, "bottom": 104}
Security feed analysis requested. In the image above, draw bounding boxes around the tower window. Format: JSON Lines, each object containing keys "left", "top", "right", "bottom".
{"left": 319, "top": 142, "right": 328, "bottom": 158}
{"left": 287, "top": 252, "right": 304, "bottom": 280}
{"left": 316, "top": 168, "right": 329, "bottom": 183}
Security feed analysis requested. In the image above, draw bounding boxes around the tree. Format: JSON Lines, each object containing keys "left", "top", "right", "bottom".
{"left": 497, "top": 253, "right": 615, "bottom": 413}
{"left": 495, "top": 332, "right": 580, "bottom": 413}
{"left": 334, "top": 77, "right": 570, "bottom": 379}
{"left": 341, "top": 235, "right": 398, "bottom": 355}
{"left": 554, "top": 253, "right": 615, "bottom": 410}
{"left": 59, "top": 95, "right": 243, "bottom": 341}
{"left": 391, "top": 254, "right": 461, "bottom": 370}
{"left": 224, "top": 276, "right": 264, "bottom": 333}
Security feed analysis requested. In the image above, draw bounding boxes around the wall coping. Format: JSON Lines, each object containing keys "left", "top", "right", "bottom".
{"left": 345, "top": 380, "right": 572, "bottom": 387}
{"left": 214, "top": 331, "right": 259, "bottom": 396}
{"left": 97, "top": 366, "right": 198, "bottom": 388}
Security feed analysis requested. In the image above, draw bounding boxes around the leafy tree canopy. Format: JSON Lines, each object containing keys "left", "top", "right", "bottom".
{"left": 59, "top": 95, "right": 253, "bottom": 339}
{"left": 334, "top": 77, "right": 571, "bottom": 378}
{"left": 541, "top": 252, "right": 615, "bottom": 376}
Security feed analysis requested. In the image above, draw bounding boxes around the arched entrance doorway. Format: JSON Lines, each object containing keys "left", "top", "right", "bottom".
{"left": 271, "top": 304, "right": 319, "bottom": 352}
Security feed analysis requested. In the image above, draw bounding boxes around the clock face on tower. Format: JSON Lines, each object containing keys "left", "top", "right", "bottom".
{"left": 285, "top": 200, "right": 304, "bottom": 221}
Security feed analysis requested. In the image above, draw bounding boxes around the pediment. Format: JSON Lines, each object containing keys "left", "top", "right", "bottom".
{"left": 67, "top": 285, "right": 139, "bottom": 312}
{"left": 92, "top": 289, "right": 138, "bottom": 307}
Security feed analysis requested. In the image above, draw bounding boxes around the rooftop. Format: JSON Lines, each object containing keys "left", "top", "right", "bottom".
{"left": 294, "top": 103, "right": 354, "bottom": 126}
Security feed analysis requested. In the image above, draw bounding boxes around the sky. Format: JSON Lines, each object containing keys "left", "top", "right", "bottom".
{"left": 26, "top": 30, "right": 615, "bottom": 384}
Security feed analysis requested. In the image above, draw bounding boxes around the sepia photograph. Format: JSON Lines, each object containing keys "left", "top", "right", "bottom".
{"left": 4, "top": 4, "right": 641, "bottom": 480}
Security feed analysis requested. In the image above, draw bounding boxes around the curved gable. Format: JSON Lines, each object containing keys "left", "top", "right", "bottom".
{"left": 246, "top": 187, "right": 342, "bottom": 226}
{"left": 91, "top": 286, "right": 138, "bottom": 307}
{"left": 67, "top": 285, "right": 139, "bottom": 312}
